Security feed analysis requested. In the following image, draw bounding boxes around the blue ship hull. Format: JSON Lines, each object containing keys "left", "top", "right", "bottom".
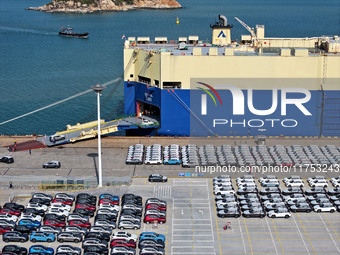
{"left": 124, "top": 82, "right": 340, "bottom": 137}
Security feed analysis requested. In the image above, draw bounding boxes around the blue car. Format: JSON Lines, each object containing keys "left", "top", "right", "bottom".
{"left": 163, "top": 159, "right": 181, "bottom": 165}
{"left": 99, "top": 194, "right": 119, "bottom": 201}
{"left": 18, "top": 219, "right": 41, "bottom": 228}
{"left": 29, "top": 245, "right": 54, "bottom": 254}
{"left": 30, "top": 231, "right": 55, "bottom": 243}
{"left": 139, "top": 232, "right": 165, "bottom": 243}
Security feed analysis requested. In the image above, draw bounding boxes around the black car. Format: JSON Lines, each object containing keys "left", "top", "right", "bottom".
{"left": 83, "top": 245, "right": 108, "bottom": 255}
{"left": 242, "top": 209, "right": 266, "bottom": 218}
{"left": 282, "top": 188, "right": 304, "bottom": 195}
{"left": 43, "top": 213, "right": 66, "bottom": 222}
{"left": 121, "top": 199, "right": 143, "bottom": 206}
{"left": 139, "top": 239, "right": 165, "bottom": 249}
{"left": 57, "top": 232, "right": 82, "bottom": 243}
{"left": 2, "top": 245, "right": 27, "bottom": 255}
{"left": 217, "top": 209, "right": 241, "bottom": 218}
{"left": 85, "top": 231, "right": 110, "bottom": 241}
{"left": 83, "top": 253, "right": 101, "bottom": 255}
{"left": 120, "top": 209, "right": 142, "bottom": 217}
{"left": 29, "top": 198, "right": 51, "bottom": 206}
{"left": 14, "top": 224, "right": 37, "bottom": 234}
{"left": 148, "top": 174, "right": 168, "bottom": 183}
{"left": 0, "top": 156, "right": 14, "bottom": 164}
{"left": 94, "top": 214, "right": 117, "bottom": 222}
{"left": 76, "top": 198, "right": 96, "bottom": 206}
{"left": 24, "top": 208, "right": 45, "bottom": 217}
{"left": 259, "top": 187, "right": 281, "bottom": 195}
{"left": 3, "top": 231, "right": 28, "bottom": 242}
{"left": 73, "top": 208, "right": 94, "bottom": 217}
{"left": 237, "top": 188, "right": 258, "bottom": 195}
{"left": 122, "top": 194, "right": 142, "bottom": 201}
{"left": 289, "top": 203, "right": 312, "bottom": 213}
{"left": 305, "top": 188, "right": 326, "bottom": 195}
{"left": 3, "top": 203, "right": 25, "bottom": 211}
{"left": 77, "top": 193, "right": 97, "bottom": 202}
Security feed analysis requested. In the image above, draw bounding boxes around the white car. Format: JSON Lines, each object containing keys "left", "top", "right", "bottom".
{"left": 268, "top": 209, "right": 292, "bottom": 218}
{"left": 48, "top": 208, "right": 69, "bottom": 216}
{"left": 144, "top": 158, "right": 162, "bottom": 165}
{"left": 122, "top": 204, "right": 143, "bottom": 211}
{"left": 112, "top": 231, "right": 138, "bottom": 242}
{"left": 313, "top": 203, "right": 336, "bottom": 213}
{"left": 0, "top": 213, "right": 18, "bottom": 222}
{"left": 283, "top": 194, "right": 305, "bottom": 201}
{"left": 214, "top": 189, "right": 235, "bottom": 195}
{"left": 50, "top": 203, "right": 71, "bottom": 211}
{"left": 27, "top": 203, "right": 48, "bottom": 211}
{"left": 19, "top": 213, "right": 41, "bottom": 222}
{"left": 331, "top": 179, "right": 340, "bottom": 187}
{"left": 285, "top": 179, "right": 304, "bottom": 187}
{"left": 144, "top": 209, "right": 166, "bottom": 217}
{"left": 216, "top": 200, "right": 238, "bottom": 207}
{"left": 97, "top": 209, "right": 118, "bottom": 216}
{"left": 308, "top": 179, "right": 328, "bottom": 188}
{"left": 99, "top": 203, "right": 120, "bottom": 212}
{"left": 111, "top": 246, "right": 135, "bottom": 255}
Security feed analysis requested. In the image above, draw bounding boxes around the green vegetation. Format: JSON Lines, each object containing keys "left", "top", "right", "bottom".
{"left": 49, "top": 0, "right": 135, "bottom": 6}
{"left": 114, "top": 0, "right": 134, "bottom": 5}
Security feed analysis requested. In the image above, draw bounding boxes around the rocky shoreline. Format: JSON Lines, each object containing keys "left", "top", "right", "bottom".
{"left": 26, "top": 0, "right": 181, "bottom": 13}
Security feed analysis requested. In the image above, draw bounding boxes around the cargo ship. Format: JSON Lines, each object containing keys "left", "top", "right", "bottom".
{"left": 123, "top": 15, "right": 340, "bottom": 137}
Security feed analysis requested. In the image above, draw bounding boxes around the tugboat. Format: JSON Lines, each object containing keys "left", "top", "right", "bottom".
{"left": 58, "top": 27, "right": 89, "bottom": 38}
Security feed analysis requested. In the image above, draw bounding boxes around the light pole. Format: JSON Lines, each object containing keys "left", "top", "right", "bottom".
{"left": 91, "top": 84, "right": 105, "bottom": 187}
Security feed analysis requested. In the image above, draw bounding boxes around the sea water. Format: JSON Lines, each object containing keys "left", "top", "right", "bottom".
{"left": 0, "top": 0, "right": 339, "bottom": 135}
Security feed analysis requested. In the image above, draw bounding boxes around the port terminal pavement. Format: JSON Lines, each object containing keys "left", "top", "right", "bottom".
{"left": 0, "top": 136, "right": 340, "bottom": 186}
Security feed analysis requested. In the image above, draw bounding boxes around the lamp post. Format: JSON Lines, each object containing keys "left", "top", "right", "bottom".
{"left": 91, "top": 84, "right": 105, "bottom": 187}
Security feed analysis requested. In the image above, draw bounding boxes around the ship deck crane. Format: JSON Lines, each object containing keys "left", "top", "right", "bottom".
{"left": 234, "top": 17, "right": 259, "bottom": 47}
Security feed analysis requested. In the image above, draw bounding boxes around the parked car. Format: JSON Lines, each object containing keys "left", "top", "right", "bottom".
{"left": 0, "top": 225, "right": 13, "bottom": 234}
{"left": 81, "top": 238, "right": 108, "bottom": 249}
{"left": 110, "top": 238, "right": 136, "bottom": 249}
{"left": 85, "top": 231, "right": 110, "bottom": 242}
{"left": 29, "top": 245, "right": 54, "bottom": 254}
{"left": 38, "top": 225, "right": 62, "bottom": 235}
{"left": 112, "top": 231, "right": 137, "bottom": 242}
{"left": 118, "top": 220, "right": 140, "bottom": 230}
{"left": 55, "top": 193, "right": 75, "bottom": 201}
{"left": 30, "top": 232, "right": 55, "bottom": 243}
{"left": 2, "top": 231, "right": 28, "bottom": 242}
{"left": 4, "top": 203, "right": 25, "bottom": 212}
{"left": 139, "top": 232, "right": 165, "bottom": 243}
{"left": 57, "top": 232, "right": 82, "bottom": 243}
{"left": 267, "top": 208, "right": 291, "bottom": 218}
{"left": 56, "top": 245, "right": 81, "bottom": 255}
{"left": 64, "top": 225, "right": 87, "bottom": 236}
{"left": 0, "top": 208, "right": 21, "bottom": 217}
{"left": 2, "top": 244, "right": 27, "bottom": 255}
{"left": 52, "top": 198, "right": 73, "bottom": 206}
{"left": 18, "top": 219, "right": 41, "bottom": 229}
{"left": 69, "top": 220, "right": 91, "bottom": 229}
{"left": 42, "top": 161, "right": 61, "bottom": 168}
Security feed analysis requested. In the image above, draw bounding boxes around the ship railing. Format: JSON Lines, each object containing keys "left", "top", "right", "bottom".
{"left": 104, "top": 113, "right": 137, "bottom": 123}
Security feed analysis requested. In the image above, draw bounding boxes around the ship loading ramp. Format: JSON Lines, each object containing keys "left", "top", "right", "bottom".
{"left": 38, "top": 116, "right": 159, "bottom": 146}
{"left": 5, "top": 116, "right": 159, "bottom": 150}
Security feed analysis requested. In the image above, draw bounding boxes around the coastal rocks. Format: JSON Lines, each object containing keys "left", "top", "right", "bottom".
{"left": 26, "top": 0, "right": 181, "bottom": 13}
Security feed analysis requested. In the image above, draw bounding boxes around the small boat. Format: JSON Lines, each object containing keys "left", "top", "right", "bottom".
{"left": 59, "top": 27, "right": 88, "bottom": 38}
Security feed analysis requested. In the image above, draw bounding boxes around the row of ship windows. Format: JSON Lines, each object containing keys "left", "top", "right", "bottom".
{"left": 132, "top": 74, "right": 181, "bottom": 89}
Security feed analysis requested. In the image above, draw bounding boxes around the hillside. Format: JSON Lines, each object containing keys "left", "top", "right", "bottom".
{"left": 27, "top": 0, "right": 181, "bottom": 13}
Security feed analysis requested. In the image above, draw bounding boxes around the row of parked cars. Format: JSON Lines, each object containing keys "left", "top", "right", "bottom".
{"left": 125, "top": 144, "right": 340, "bottom": 167}
{"left": 0, "top": 192, "right": 168, "bottom": 254}
{"left": 213, "top": 175, "right": 340, "bottom": 218}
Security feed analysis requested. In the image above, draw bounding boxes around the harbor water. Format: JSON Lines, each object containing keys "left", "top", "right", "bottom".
{"left": 0, "top": 0, "right": 339, "bottom": 135}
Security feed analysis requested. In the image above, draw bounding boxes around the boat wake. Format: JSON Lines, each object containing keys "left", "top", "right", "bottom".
{"left": 0, "top": 26, "right": 57, "bottom": 35}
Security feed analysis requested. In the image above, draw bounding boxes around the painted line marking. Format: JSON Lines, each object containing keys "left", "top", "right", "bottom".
{"left": 211, "top": 179, "right": 222, "bottom": 255}
{"left": 271, "top": 218, "right": 285, "bottom": 254}
{"left": 296, "top": 213, "right": 316, "bottom": 255}
{"left": 243, "top": 217, "right": 254, "bottom": 255}
{"left": 237, "top": 217, "right": 248, "bottom": 255}
{"left": 291, "top": 214, "right": 310, "bottom": 255}
{"left": 324, "top": 214, "right": 340, "bottom": 241}
{"left": 265, "top": 217, "right": 279, "bottom": 255}
{"left": 318, "top": 214, "right": 340, "bottom": 253}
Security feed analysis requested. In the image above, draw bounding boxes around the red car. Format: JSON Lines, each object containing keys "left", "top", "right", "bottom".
{"left": 146, "top": 203, "right": 167, "bottom": 211}
{"left": 0, "top": 208, "right": 21, "bottom": 217}
{"left": 52, "top": 198, "right": 73, "bottom": 206}
{"left": 110, "top": 239, "right": 136, "bottom": 248}
{"left": 144, "top": 214, "right": 166, "bottom": 224}
{"left": 0, "top": 225, "right": 12, "bottom": 234}
{"left": 98, "top": 199, "right": 119, "bottom": 205}
{"left": 44, "top": 219, "right": 66, "bottom": 228}
{"left": 69, "top": 220, "right": 91, "bottom": 229}
{"left": 75, "top": 203, "right": 96, "bottom": 212}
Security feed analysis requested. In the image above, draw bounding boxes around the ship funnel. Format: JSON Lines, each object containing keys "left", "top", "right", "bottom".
{"left": 211, "top": 15, "right": 233, "bottom": 46}
{"left": 219, "top": 15, "right": 228, "bottom": 26}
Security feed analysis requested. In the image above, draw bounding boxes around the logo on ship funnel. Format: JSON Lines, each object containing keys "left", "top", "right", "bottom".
{"left": 218, "top": 31, "right": 226, "bottom": 38}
